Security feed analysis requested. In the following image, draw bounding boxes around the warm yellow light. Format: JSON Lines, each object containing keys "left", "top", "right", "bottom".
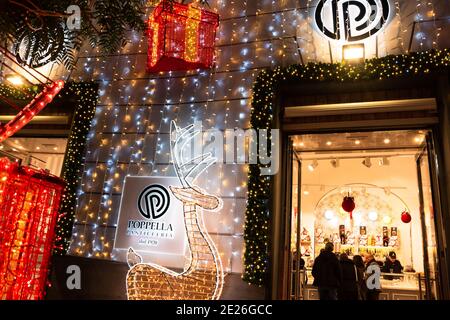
{"left": 415, "top": 136, "right": 425, "bottom": 143}
{"left": 126, "top": 121, "right": 224, "bottom": 301}
{"left": 383, "top": 216, "right": 392, "bottom": 224}
{"left": 343, "top": 44, "right": 365, "bottom": 63}
{"left": 185, "top": 5, "right": 201, "bottom": 63}
{"left": 6, "top": 75, "right": 25, "bottom": 86}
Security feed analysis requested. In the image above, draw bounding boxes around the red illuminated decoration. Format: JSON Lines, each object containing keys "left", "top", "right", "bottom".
{"left": 147, "top": 0, "right": 219, "bottom": 72}
{"left": 0, "top": 46, "right": 65, "bottom": 143}
{"left": 0, "top": 158, "right": 65, "bottom": 300}
{"left": 0, "top": 80, "right": 64, "bottom": 143}
{"left": 342, "top": 195, "right": 356, "bottom": 219}
{"left": 401, "top": 210, "right": 412, "bottom": 223}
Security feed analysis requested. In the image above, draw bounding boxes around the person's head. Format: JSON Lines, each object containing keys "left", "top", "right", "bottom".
{"left": 364, "top": 253, "right": 374, "bottom": 263}
{"left": 388, "top": 251, "right": 397, "bottom": 262}
{"left": 353, "top": 255, "right": 364, "bottom": 268}
{"left": 324, "top": 242, "right": 334, "bottom": 253}
{"left": 340, "top": 253, "right": 348, "bottom": 261}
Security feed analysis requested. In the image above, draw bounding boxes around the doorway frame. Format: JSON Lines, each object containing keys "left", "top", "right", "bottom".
{"left": 268, "top": 75, "right": 450, "bottom": 300}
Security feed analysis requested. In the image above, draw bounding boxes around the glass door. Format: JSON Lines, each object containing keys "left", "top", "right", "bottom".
{"left": 288, "top": 139, "right": 303, "bottom": 300}
{"left": 416, "top": 133, "right": 441, "bottom": 300}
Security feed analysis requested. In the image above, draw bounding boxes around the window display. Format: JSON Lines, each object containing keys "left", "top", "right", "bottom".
{"left": 289, "top": 130, "right": 438, "bottom": 300}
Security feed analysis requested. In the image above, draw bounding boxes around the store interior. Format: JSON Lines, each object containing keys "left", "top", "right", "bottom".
{"left": 0, "top": 137, "right": 67, "bottom": 177}
{"left": 289, "top": 129, "right": 439, "bottom": 299}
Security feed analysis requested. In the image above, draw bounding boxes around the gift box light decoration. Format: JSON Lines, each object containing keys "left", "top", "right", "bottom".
{"left": 147, "top": 0, "right": 219, "bottom": 72}
{"left": 126, "top": 121, "right": 224, "bottom": 300}
{"left": 0, "top": 157, "right": 65, "bottom": 300}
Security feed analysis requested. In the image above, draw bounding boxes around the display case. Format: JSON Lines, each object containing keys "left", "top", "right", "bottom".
{"left": 299, "top": 269, "right": 425, "bottom": 300}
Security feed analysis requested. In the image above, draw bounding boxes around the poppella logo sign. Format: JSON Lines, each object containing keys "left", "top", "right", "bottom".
{"left": 314, "top": 0, "right": 391, "bottom": 42}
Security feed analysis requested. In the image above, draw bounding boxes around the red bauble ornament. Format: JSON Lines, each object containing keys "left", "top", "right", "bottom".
{"left": 342, "top": 195, "right": 356, "bottom": 213}
{"left": 401, "top": 210, "right": 412, "bottom": 223}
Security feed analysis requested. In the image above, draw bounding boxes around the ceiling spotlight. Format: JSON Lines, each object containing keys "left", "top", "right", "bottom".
{"left": 326, "top": 141, "right": 332, "bottom": 146}
{"left": 362, "top": 157, "right": 372, "bottom": 168}
{"left": 379, "top": 157, "right": 390, "bottom": 166}
{"left": 330, "top": 159, "right": 340, "bottom": 168}
{"left": 308, "top": 160, "right": 319, "bottom": 172}
{"left": 355, "top": 140, "right": 361, "bottom": 145}
{"left": 384, "top": 138, "right": 391, "bottom": 144}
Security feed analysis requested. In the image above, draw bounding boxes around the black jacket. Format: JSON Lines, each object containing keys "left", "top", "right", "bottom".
{"left": 339, "top": 258, "right": 358, "bottom": 293}
{"left": 382, "top": 259, "right": 403, "bottom": 274}
{"left": 312, "top": 250, "right": 342, "bottom": 288}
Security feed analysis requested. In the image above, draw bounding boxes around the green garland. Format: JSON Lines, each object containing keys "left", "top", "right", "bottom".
{"left": 244, "top": 49, "right": 450, "bottom": 286}
{"left": 54, "top": 82, "right": 98, "bottom": 255}
{"left": 0, "top": 81, "right": 98, "bottom": 255}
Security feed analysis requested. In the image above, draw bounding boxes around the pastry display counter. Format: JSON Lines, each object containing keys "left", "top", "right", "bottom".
{"left": 295, "top": 269, "right": 425, "bottom": 300}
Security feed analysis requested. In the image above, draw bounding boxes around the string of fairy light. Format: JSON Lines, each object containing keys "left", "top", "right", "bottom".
{"left": 246, "top": 49, "right": 450, "bottom": 286}
{"left": 55, "top": 0, "right": 450, "bottom": 285}
{"left": 68, "top": 1, "right": 254, "bottom": 273}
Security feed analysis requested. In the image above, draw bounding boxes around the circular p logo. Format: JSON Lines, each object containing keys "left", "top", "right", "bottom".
{"left": 137, "top": 184, "right": 171, "bottom": 220}
{"left": 314, "top": 0, "right": 391, "bottom": 42}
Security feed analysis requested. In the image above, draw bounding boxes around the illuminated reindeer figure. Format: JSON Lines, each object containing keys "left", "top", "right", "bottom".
{"left": 126, "top": 121, "right": 224, "bottom": 300}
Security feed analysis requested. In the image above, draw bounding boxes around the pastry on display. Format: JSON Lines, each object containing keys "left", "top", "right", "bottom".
{"left": 346, "top": 232, "right": 355, "bottom": 245}
{"left": 389, "top": 235, "right": 398, "bottom": 247}
{"left": 332, "top": 233, "right": 340, "bottom": 245}
{"left": 375, "top": 235, "right": 383, "bottom": 246}
{"left": 315, "top": 227, "right": 324, "bottom": 244}
{"left": 301, "top": 246, "right": 312, "bottom": 257}
{"left": 359, "top": 226, "right": 368, "bottom": 246}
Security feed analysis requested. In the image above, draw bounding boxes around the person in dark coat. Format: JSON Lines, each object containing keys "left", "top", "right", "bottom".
{"left": 382, "top": 251, "right": 403, "bottom": 280}
{"left": 338, "top": 253, "right": 359, "bottom": 300}
{"left": 353, "top": 255, "right": 367, "bottom": 300}
{"left": 312, "top": 242, "right": 342, "bottom": 300}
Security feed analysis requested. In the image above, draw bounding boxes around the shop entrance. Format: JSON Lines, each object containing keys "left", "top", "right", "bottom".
{"left": 0, "top": 137, "right": 67, "bottom": 177}
{"left": 287, "top": 129, "right": 443, "bottom": 300}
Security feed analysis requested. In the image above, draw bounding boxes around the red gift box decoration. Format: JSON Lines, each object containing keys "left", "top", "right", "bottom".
{"left": 0, "top": 158, "right": 65, "bottom": 300}
{"left": 147, "top": 0, "right": 219, "bottom": 72}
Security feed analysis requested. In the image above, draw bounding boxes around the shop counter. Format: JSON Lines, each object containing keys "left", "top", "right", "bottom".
{"left": 295, "top": 269, "right": 425, "bottom": 300}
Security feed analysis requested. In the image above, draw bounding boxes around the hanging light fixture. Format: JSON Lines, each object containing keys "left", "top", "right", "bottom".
{"left": 379, "top": 157, "right": 390, "bottom": 166}
{"left": 330, "top": 158, "right": 339, "bottom": 168}
{"left": 325, "top": 210, "right": 335, "bottom": 220}
{"left": 362, "top": 157, "right": 372, "bottom": 168}
{"left": 369, "top": 211, "right": 379, "bottom": 221}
